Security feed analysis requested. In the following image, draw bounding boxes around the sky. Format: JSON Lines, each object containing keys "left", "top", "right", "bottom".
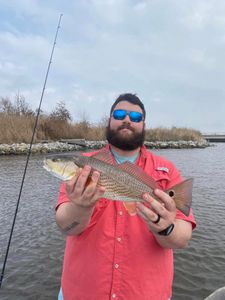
{"left": 0, "top": 0, "right": 225, "bottom": 133}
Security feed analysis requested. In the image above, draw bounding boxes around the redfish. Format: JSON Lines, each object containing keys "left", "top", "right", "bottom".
{"left": 43, "top": 149, "right": 193, "bottom": 216}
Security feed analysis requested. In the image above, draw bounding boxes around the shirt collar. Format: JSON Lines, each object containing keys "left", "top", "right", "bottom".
{"left": 105, "top": 143, "right": 148, "bottom": 165}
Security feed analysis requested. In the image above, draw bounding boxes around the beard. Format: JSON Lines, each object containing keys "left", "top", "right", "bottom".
{"left": 106, "top": 123, "right": 145, "bottom": 150}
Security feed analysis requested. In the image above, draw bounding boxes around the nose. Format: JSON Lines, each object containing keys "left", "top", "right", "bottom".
{"left": 123, "top": 113, "right": 131, "bottom": 123}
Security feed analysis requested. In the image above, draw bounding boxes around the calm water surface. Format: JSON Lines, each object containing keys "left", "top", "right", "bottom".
{"left": 0, "top": 144, "right": 225, "bottom": 300}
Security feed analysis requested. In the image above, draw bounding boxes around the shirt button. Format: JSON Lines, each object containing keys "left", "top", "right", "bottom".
{"left": 117, "top": 237, "right": 122, "bottom": 242}
{"left": 112, "top": 293, "right": 117, "bottom": 298}
{"left": 114, "top": 263, "right": 119, "bottom": 269}
{"left": 118, "top": 211, "right": 123, "bottom": 216}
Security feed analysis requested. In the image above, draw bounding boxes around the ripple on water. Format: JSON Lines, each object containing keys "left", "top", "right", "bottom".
{"left": 1, "top": 145, "right": 225, "bottom": 299}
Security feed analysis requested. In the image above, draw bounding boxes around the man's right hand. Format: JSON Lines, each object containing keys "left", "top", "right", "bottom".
{"left": 65, "top": 165, "right": 105, "bottom": 208}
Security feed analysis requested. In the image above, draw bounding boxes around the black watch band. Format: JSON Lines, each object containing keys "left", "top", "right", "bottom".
{"left": 158, "top": 224, "right": 174, "bottom": 236}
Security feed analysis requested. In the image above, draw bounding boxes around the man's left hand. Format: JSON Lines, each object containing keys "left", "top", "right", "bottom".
{"left": 136, "top": 189, "right": 176, "bottom": 235}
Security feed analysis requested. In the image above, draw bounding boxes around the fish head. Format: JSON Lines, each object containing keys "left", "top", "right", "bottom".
{"left": 43, "top": 155, "right": 80, "bottom": 181}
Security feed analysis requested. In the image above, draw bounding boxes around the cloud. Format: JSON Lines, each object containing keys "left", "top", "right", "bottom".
{"left": 0, "top": 0, "right": 225, "bottom": 132}
{"left": 133, "top": 2, "right": 147, "bottom": 12}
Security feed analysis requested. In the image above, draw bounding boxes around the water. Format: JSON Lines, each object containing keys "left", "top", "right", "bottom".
{"left": 0, "top": 144, "right": 225, "bottom": 300}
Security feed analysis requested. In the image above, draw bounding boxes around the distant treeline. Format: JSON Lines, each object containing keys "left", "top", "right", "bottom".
{"left": 0, "top": 96, "right": 204, "bottom": 144}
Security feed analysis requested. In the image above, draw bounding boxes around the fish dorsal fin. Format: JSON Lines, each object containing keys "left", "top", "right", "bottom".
{"left": 92, "top": 149, "right": 114, "bottom": 165}
{"left": 116, "top": 162, "right": 157, "bottom": 189}
{"left": 93, "top": 150, "right": 157, "bottom": 189}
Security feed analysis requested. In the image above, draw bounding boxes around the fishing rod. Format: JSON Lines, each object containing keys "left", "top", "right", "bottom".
{"left": 0, "top": 13, "right": 63, "bottom": 289}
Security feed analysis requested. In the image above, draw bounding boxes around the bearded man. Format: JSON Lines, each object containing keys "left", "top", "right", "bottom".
{"left": 56, "top": 93, "right": 196, "bottom": 300}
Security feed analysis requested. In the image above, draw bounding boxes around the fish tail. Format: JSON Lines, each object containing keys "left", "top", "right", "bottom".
{"left": 166, "top": 178, "right": 193, "bottom": 216}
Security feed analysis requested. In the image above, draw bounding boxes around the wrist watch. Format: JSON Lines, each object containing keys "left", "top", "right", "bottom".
{"left": 158, "top": 224, "right": 174, "bottom": 236}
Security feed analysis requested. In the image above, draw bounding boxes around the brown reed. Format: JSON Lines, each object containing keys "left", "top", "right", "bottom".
{"left": 0, "top": 114, "right": 203, "bottom": 144}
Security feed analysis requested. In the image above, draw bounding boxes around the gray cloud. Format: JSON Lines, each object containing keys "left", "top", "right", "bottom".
{"left": 0, "top": 0, "right": 225, "bottom": 132}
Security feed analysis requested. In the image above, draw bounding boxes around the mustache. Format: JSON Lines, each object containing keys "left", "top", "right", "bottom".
{"left": 117, "top": 124, "right": 135, "bottom": 132}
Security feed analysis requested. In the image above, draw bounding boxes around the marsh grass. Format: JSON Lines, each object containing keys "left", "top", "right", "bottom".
{"left": 0, "top": 114, "right": 35, "bottom": 144}
{"left": 145, "top": 126, "right": 203, "bottom": 142}
{"left": 0, "top": 114, "right": 203, "bottom": 144}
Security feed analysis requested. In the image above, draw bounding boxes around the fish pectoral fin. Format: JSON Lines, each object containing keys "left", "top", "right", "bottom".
{"left": 167, "top": 178, "right": 193, "bottom": 216}
{"left": 123, "top": 202, "right": 137, "bottom": 215}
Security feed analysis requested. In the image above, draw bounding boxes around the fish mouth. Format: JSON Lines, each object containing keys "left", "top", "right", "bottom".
{"left": 43, "top": 164, "right": 50, "bottom": 172}
{"left": 43, "top": 159, "right": 50, "bottom": 171}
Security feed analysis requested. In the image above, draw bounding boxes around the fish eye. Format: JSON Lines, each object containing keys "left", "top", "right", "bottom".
{"left": 168, "top": 190, "right": 175, "bottom": 198}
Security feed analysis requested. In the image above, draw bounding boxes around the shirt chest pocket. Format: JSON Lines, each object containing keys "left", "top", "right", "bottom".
{"left": 152, "top": 168, "right": 171, "bottom": 190}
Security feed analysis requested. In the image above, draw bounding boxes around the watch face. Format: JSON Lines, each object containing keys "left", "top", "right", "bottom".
{"left": 158, "top": 224, "right": 174, "bottom": 236}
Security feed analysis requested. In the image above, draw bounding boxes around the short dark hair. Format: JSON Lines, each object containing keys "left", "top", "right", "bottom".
{"left": 110, "top": 93, "right": 146, "bottom": 120}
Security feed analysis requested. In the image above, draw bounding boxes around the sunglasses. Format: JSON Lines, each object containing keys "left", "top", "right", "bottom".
{"left": 112, "top": 109, "right": 144, "bottom": 123}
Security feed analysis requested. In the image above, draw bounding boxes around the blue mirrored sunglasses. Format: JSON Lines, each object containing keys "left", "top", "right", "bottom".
{"left": 112, "top": 109, "right": 144, "bottom": 123}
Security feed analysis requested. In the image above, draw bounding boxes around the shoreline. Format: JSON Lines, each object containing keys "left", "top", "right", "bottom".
{"left": 0, "top": 139, "right": 210, "bottom": 155}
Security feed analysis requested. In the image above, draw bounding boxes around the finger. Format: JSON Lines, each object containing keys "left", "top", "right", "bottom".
{"left": 136, "top": 207, "right": 149, "bottom": 222}
{"left": 136, "top": 202, "right": 159, "bottom": 223}
{"left": 83, "top": 171, "right": 101, "bottom": 199}
{"left": 98, "top": 185, "right": 105, "bottom": 193}
{"left": 91, "top": 186, "right": 106, "bottom": 203}
{"left": 153, "top": 189, "right": 176, "bottom": 212}
{"left": 142, "top": 193, "right": 167, "bottom": 218}
{"left": 65, "top": 169, "right": 81, "bottom": 194}
{"left": 73, "top": 165, "right": 92, "bottom": 197}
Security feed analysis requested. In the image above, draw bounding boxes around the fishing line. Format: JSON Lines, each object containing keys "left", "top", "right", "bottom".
{"left": 0, "top": 13, "right": 63, "bottom": 289}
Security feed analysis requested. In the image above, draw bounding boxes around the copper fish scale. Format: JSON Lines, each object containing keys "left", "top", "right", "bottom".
{"left": 77, "top": 156, "right": 152, "bottom": 201}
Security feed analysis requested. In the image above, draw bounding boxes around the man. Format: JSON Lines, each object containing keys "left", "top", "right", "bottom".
{"left": 56, "top": 93, "right": 196, "bottom": 300}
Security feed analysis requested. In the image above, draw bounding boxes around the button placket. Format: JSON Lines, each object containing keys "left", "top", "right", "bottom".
{"left": 110, "top": 203, "right": 125, "bottom": 299}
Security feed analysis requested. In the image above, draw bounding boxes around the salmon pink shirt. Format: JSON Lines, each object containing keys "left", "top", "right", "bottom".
{"left": 56, "top": 145, "right": 196, "bottom": 300}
